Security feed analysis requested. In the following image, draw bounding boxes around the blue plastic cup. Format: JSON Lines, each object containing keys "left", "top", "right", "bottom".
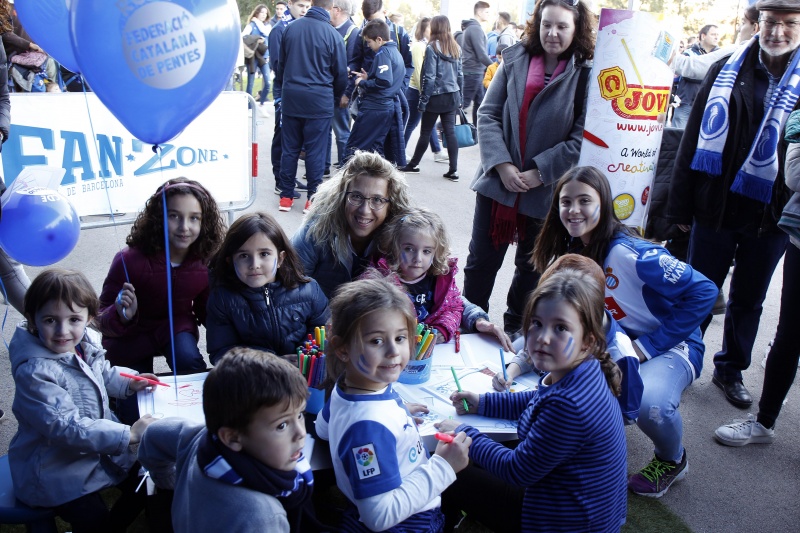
{"left": 398, "top": 358, "right": 432, "bottom": 385}
{"left": 306, "top": 387, "right": 325, "bottom": 414}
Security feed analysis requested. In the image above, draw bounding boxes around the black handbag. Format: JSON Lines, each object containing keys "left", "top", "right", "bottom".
{"left": 442, "top": 108, "right": 477, "bottom": 148}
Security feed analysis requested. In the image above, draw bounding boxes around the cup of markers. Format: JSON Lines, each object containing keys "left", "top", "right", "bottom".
{"left": 398, "top": 323, "right": 436, "bottom": 385}
{"left": 298, "top": 327, "right": 327, "bottom": 414}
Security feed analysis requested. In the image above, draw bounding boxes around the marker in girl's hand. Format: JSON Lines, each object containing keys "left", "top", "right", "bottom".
{"left": 120, "top": 372, "right": 170, "bottom": 387}
{"left": 435, "top": 432, "right": 454, "bottom": 443}
{"left": 451, "top": 366, "right": 469, "bottom": 413}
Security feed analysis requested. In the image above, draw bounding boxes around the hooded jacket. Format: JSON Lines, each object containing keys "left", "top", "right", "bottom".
{"left": 8, "top": 325, "right": 137, "bottom": 507}
{"left": 459, "top": 19, "right": 492, "bottom": 73}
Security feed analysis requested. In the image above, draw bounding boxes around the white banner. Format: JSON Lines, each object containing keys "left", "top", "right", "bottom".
{"left": 578, "top": 9, "right": 677, "bottom": 230}
{"left": 0, "top": 91, "right": 253, "bottom": 219}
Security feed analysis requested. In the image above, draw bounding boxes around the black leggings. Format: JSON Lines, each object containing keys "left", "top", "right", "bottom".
{"left": 757, "top": 243, "right": 800, "bottom": 429}
{"left": 55, "top": 463, "right": 146, "bottom": 533}
{"left": 408, "top": 109, "right": 457, "bottom": 173}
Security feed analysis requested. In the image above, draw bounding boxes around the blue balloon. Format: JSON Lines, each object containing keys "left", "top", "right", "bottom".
{"left": 15, "top": 0, "right": 81, "bottom": 73}
{"left": 69, "top": 0, "right": 239, "bottom": 145}
{"left": 0, "top": 187, "right": 81, "bottom": 266}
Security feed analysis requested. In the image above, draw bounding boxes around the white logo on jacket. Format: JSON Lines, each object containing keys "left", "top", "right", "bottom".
{"left": 378, "top": 65, "right": 389, "bottom": 73}
{"left": 659, "top": 255, "right": 686, "bottom": 284}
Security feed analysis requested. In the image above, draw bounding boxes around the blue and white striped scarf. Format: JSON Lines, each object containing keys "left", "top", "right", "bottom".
{"left": 691, "top": 35, "right": 800, "bottom": 204}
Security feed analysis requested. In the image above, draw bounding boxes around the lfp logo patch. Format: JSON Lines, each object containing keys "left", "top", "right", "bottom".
{"left": 353, "top": 444, "right": 381, "bottom": 480}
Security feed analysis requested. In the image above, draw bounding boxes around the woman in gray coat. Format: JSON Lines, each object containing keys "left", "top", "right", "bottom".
{"left": 463, "top": 0, "right": 594, "bottom": 337}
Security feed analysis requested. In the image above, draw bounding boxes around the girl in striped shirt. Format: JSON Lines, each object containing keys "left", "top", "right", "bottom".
{"left": 437, "top": 267, "right": 627, "bottom": 532}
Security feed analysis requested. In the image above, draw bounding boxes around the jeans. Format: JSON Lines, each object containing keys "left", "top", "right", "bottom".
{"left": 271, "top": 106, "right": 282, "bottom": 180}
{"left": 670, "top": 103, "right": 691, "bottom": 129}
{"left": 404, "top": 87, "right": 441, "bottom": 153}
{"left": 462, "top": 72, "right": 485, "bottom": 125}
{"left": 326, "top": 105, "right": 351, "bottom": 169}
{"left": 245, "top": 63, "right": 271, "bottom": 104}
{"left": 758, "top": 243, "right": 800, "bottom": 429}
{"left": 408, "top": 110, "right": 456, "bottom": 173}
{"left": 687, "top": 221, "right": 788, "bottom": 381}
{"left": 0, "top": 246, "right": 30, "bottom": 313}
{"left": 463, "top": 193, "right": 542, "bottom": 335}
{"left": 279, "top": 115, "right": 332, "bottom": 199}
{"left": 636, "top": 345, "right": 696, "bottom": 462}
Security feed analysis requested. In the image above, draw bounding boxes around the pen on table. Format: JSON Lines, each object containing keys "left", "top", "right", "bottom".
{"left": 455, "top": 330, "right": 460, "bottom": 353}
{"left": 500, "top": 348, "right": 509, "bottom": 390}
{"left": 435, "top": 432, "right": 454, "bottom": 443}
{"left": 120, "top": 372, "right": 170, "bottom": 387}
{"left": 450, "top": 366, "right": 469, "bottom": 413}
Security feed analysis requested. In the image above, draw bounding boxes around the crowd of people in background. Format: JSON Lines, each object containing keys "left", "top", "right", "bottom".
{"left": 3, "top": 0, "right": 800, "bottom": 532}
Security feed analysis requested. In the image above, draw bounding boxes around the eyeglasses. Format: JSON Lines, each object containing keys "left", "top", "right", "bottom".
{"left": 345, "top": 192, "right": 390, "bottom": 210}
{"left": 760, "top": 18, "right": 800, "bottom": 31}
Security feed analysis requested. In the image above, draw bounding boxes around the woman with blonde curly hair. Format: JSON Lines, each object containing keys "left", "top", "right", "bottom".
{"left": 292, "top": 151, "right": 412, "bottom": 297}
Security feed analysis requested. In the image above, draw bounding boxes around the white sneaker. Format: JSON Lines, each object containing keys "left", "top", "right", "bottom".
{"left": 433, "top": 151, "right": 449, "bottom": 163}
{"left": 714, "top": 414, "right": 775, "bottom": 447}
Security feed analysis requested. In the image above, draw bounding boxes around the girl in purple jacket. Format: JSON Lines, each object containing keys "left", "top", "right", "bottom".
{"left": 373, "top": 207, "right": 463, "bottom": 343}
{"left": 97, "top": 178, "right": 226, "bottom": 377}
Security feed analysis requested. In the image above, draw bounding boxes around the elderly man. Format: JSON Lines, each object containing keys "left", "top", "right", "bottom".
{"left": 668, "top": 0, "right": 800, "bottom": 409}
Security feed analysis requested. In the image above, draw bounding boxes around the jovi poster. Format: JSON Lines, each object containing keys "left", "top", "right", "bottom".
{"left": 578, "top": 9, "right": 677, "bottom": 231}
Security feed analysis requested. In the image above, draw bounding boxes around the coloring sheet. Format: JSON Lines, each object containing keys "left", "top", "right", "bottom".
{"left": 394, "top": 363, "right": 538, "bottom": 437}
{"left": 137, "top": 372, "right": 208, "bottom": 424}
{"left": 431, "top": 333, "right": 508, "bottom": 368}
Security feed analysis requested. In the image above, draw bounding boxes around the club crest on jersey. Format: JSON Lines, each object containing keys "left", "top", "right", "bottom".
{"left": 353, "top": 444, "right": 381, "bottom": 479}
{"left": 605, "top": 267, "right": 620, "bottom": 290}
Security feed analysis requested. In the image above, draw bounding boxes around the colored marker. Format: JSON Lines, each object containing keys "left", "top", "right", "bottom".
{"left": 500, "top": 348, "right": 509, "bottom": 386}
{"left": 450, "top": 366, "right": 469, "bottom": 413}
{"left": 435, "top": 432, "right": 454, "bottom": 443}
{"left": 120, "top": 372, "right": 170, "bottom": 387}
{"left": 455, "top": 330, "right": 460, "bottom": 353}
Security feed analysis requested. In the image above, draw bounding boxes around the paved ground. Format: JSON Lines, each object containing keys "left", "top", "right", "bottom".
{"left": 0, "top": 103, "right": 797, "bottom": 532}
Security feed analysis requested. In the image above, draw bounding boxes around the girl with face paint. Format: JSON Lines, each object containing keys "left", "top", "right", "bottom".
{"left": 435, "top": 268, "right": 627, "bottom": 532}
{"left": 206, "top": 213, "right": 329, "bottom": 365}
{"left": 369, "top": 207, "right": 465, "bottom": 345}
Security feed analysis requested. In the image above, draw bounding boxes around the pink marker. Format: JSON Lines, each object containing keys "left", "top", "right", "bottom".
{"left": 435, "top": 432, "right": 454, "bottom": 443}
{"left": 120, "top": 372, "right": 170, "bottom": 387}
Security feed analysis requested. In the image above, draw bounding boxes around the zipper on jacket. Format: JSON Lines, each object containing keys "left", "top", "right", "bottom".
{"left": 264, "top": 286, "right": 270, "bottom": 306}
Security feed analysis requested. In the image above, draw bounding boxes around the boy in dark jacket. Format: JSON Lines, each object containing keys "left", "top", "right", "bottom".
{"left": 343, "top": 19, "right": 405, "bottom": 162}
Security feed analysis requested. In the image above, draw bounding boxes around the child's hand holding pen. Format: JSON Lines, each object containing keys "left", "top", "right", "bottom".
{"left": 449, "top": 390, "right": 479, "bottom": 415}
{"left": 492, "top": 363, "right": 522, "bottom": 392}
{"left": 124, "top": 372, "right": 163, "bottom": 393}
{"left": 115, "top": 282, "right": 138, "bottom": 323}
{"left": 433, "top": 431, "right": 472, "bottom": 474}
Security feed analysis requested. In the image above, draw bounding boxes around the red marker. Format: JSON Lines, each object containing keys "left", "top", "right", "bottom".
{"left": 435, "top": 432, "right": 454, "bottom": 443}
{"left": 454, "top": 331, "right": 461, "bottom": 353}
{"left": 120, "top": 372, "right": 170, "bottom": 387}
{"left": 583, "top": 130, "right": 610, "bottom": 149}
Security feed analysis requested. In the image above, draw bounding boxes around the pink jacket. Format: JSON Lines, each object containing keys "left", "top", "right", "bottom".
{"left": 97, "top": 247, "right": 209, "bottom": 367}
{"left": 372, "top": 257, "right": 464, "bottom": 342}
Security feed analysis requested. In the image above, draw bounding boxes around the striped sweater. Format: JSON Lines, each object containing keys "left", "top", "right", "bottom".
{"left": 456, "top": 358, "right": 627, "bottom": 532}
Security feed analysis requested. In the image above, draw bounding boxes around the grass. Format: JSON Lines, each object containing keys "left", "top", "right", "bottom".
{"left": 0, "top": 484, "right": 692, "bottom": 533}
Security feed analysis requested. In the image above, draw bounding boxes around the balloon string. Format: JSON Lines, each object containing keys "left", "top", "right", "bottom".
{"left": 79, "top": 79, "right": 130, "bottom": 284}
{"left": 0, "top": 277, "right": 9, "bottom": 350}
{"left": 157, "top": 146, "right": 179, "bottom": 397}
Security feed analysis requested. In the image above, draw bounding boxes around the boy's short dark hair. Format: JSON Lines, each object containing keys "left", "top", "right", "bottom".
{"left": 497, "top": 11, "right": 511, "bottom": 25}
{"left": 276, "top": 1, "right": 288, "bottom": 5}
{"left": 362, "top": 18, "right": 390, "bottom": 41}
{"left": 362, "top": 0, "right": 383, "bottom": 20}
{"left": 203, "top": 348, "right": 309, "bottom": 434}
{"left": 313, "top": 0, "right": 333, "bottom": 9}
{"left": 24, "top": 268, "right": 99, "bottom": 325}
{"left": 475, "top": 1, "right": 490, "bottom": 14}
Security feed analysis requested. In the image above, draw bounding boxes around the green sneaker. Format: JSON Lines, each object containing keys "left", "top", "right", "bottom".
{"left": 628, "top": 451, "right": 688, "bottom": 498}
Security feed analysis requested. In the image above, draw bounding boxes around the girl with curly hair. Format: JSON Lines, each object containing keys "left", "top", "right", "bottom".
{"left": 97, "top": 178, "right": 225, "bottom": 398}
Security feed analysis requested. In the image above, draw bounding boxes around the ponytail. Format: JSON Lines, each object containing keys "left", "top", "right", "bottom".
{"left": 594, "top": 350, "right": 622, "bottom": 396}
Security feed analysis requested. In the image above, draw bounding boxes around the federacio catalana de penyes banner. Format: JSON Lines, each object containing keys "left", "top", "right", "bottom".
{"left": 579, "top": 8, "right": 677, "bottom": 231}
